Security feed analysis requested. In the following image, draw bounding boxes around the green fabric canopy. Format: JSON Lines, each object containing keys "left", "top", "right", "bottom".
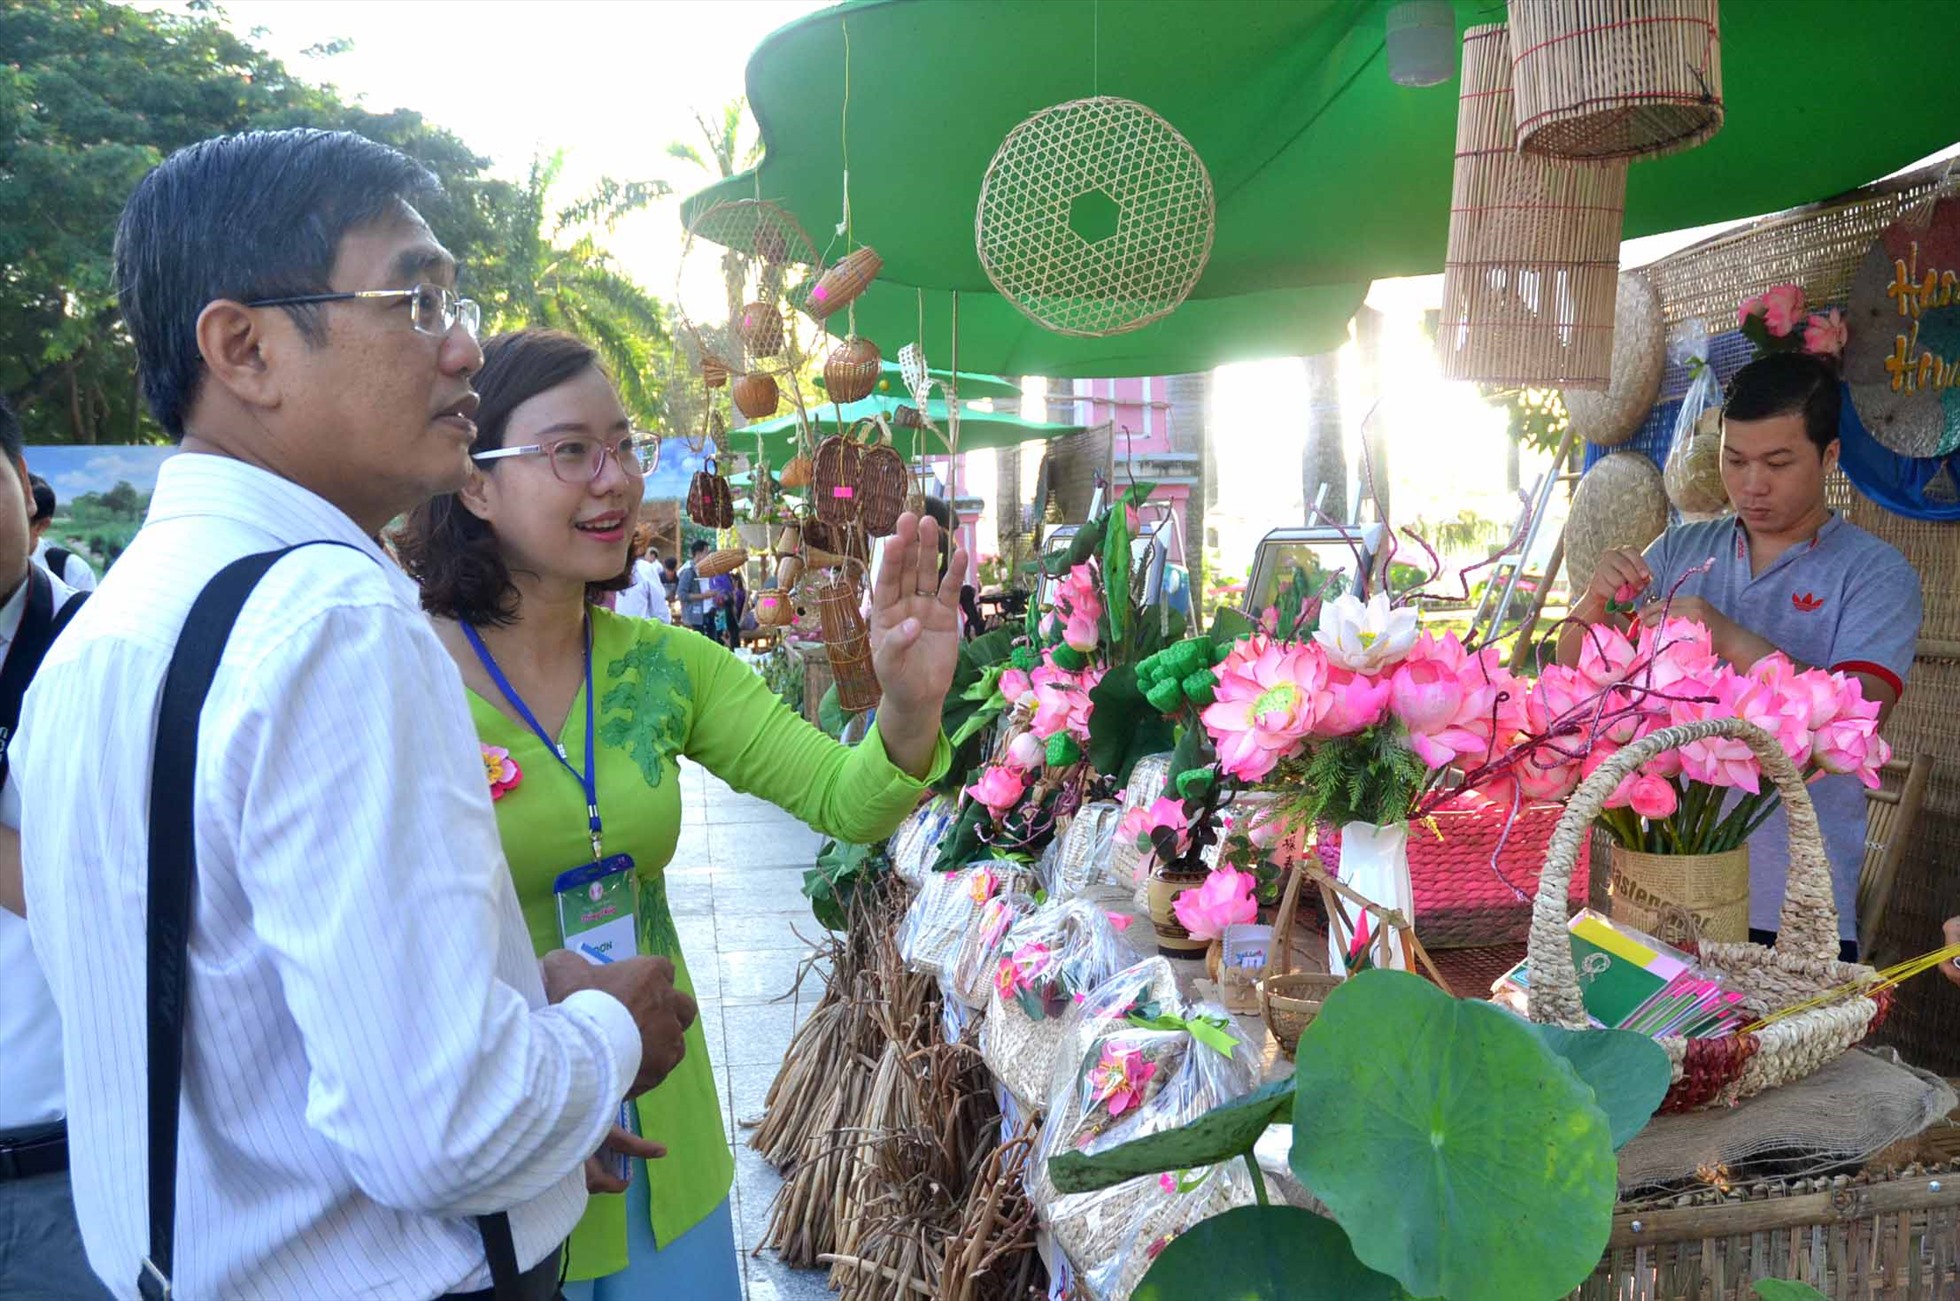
{"left": 733, "top": 395, "right": 1083, "bottom": 464}
{"left": 684, "top": 0, "right": 1960, "bottom": 376}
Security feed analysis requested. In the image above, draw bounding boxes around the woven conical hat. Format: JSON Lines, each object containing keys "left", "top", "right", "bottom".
{"left": 1565, "top": 452, "right": 1669, "bottom": 594}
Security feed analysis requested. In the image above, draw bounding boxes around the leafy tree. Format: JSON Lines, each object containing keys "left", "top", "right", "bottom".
{"left": 0, "top": 1, "right": 671, "bottom": 441}
{"left": 472, "top": 151, "right": 675, "bottom": 424}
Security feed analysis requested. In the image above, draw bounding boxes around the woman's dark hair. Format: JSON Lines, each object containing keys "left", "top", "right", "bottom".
{"left": 114, "top": 129, "right": 440, "bottom": 441}
{"left": 398, "top": 329, "right": 634, "bottom": 625}
{"left": 1723, "top": 352, "right": 1841, "bottom": 454}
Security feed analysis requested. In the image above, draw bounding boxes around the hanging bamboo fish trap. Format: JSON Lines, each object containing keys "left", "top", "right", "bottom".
{"left": 815, "top": 574, "right": 881, "bottom": 712}
{"left": 1509, "top": 0, "right": 1724, "bottom": 164}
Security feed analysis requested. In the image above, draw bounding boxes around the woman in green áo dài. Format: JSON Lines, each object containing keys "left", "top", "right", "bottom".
{"left": 398, "top": 329, "right": 961, "bottom": 1300}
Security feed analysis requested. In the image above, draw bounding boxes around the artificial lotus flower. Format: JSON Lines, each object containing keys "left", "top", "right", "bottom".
{"left": 1171, "top": 865, "right": 1258, "bottom": 942}
{"left": 998, "top": 667, "right": 1033, "bottom": 704}
{"left": 1200, "top": 635, "right": 1331, "bottom": 781}
{"left": 1056, "top": 562, "right": 1104, "bottom": 625}
{"left": 1311, "top": 666, "right": 1393, "bottom": 739}
{"left": 1672, "top": 682, "right": 1764, "bottom": 793}
{"left": 1760, "top": 283, "right": 1806, "bottom": 337}
{"left": 1575, "top": 621, "right": 1641, "bottom": 692}
{"left": 1028, "top": 661, "right": 1102, "bottom": 742}
{"left": 1118, "top": 796, "right": 1193, "bottom": 858}
{"left": 967, "top": 868, "right": 1001, "bottom": 905}
{"left": 482, "top": 745, "right": 522, "bottom": 801}
{"left": 1313, "top": 592, "right": 1420, "bottom": 675}
{"left": 1088, "top": 1041, "right": 1159, "bottom": 1118}
{"left": 1004, "top": 730, "right": 1047, "bottom": 771}
{"left": 965, "top": 764, "right": 1029, "bottom": 817}
{"left": 1811, "top": 680, "right": 1888, "bottom": 787}
{"left": 1625, "top": 774, "right": 1679, "bottom": 820}
{"left": 1803, "top": 308, "right": 1848, "bottom": 357}
{"left": 1389, "top": 632, "right": 1522, "bottom": 771}
{"left": 1063, "top": 610, "right": 1100, "bottom": 654}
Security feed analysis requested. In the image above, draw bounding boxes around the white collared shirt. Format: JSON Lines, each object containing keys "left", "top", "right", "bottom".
{"left": 33, "top": 537, "right": 97, "bottom": 592}
{"left": 0, "top": 564, "right": 76, "bottom": 1133}
{"left": 20, "top": 454, "right": 641, "bottom": 1299}
{"left": 610, "top": 558, "right": 670, "bottom": 623}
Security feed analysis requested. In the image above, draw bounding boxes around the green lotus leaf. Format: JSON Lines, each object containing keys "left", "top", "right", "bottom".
{"left": 1527, "top": 1020, "right": 1673, "bottom": 1150}
{"left": 1133, "top": 1204, "right": 1405, "bottom": 1301}
{"left": 1289, "top": 970, "right": 1617, "bottom": 1301}
{"left": 1048, "top": 1077, "right": 1296, "bottom": 1195}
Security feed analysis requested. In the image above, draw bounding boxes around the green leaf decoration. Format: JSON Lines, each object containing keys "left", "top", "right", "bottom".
{"left": 1101, "top": 498, "right": 1131, "bottom": 647}
{"left": 1526, "top": 1021, "right": 1673, "bottom": 1151}
{"left": 1133, "top": 1204, "right": 1404, "bottom": 1301}
{"left": 1048, "top": 1079, "right": 1296, "bottom": 1194}
{"left": 1289, "top": 970, "right": 1617, "bottom": 1301}
{"left": 1208, "top": 606, "right": 1256, "bottom": 644}
{"left": 1753, "top": 1282, "right": 1831, "bottom": 1300}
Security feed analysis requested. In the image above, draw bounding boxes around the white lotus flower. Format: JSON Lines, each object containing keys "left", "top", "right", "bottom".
{"left": 1312, "top": 592, "right": 1420, "bottom": 674}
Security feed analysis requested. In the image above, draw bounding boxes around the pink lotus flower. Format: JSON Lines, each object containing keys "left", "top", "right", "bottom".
{"left": 1029, "top": 661, "right": 1101, "bottom": 742}
{"left": 1089, "top": 1041, "right": 1159, "bottom": 1118}
{"left": 966, "top": 764, "right": 1028, "bottom": 817}
{"left": 1673, "top": 678, "right": 1764, "bottom": 793}
{"left": 1056, "top": 563, "right": 1104, "bottom": 625}
{"left": 1200, "top": 635, "right": 1331, "bottom": 781}
{"left": 482, "top": 745, "right": 522, "bottom": 801}
{"left": 1738, "top": 294, "right": 1766, "bottom": 328}
{"left": 1118, "top": 796, "right": 1192, "bottom": 861}
{"left": 1625, "top": 773, "right": 1679, "bottom": 820}
{"left": 1063, "top": 610, "right": 1100, "bottom": 653}
{"left": 998, "top": 667, "right": 1033, "bottom": 704}
{"left": 1388, "top": 649, "right": 1463, "bottom": 741}
{"left": 1576, "top": 623, "right": 1640, "bottom": 692}
{"left": 1005, "top": 730, "right": 1047, "bottom": 771}
{"left": 1803, "top": 308, "right": 1848, "bottom": 357}
{"left": 1811, "top": 677, "right": 1887, "bottom": 787}
{"left": 967, "top": 868, "right": 1001, "bottom": 904}
{"left": 1761, "top": 283, "right": 1806, "bottom": 338}
{"left": 1313, "top": 666, "right": 1393, "bottom": 739}
{"left": 1389, "top": 633, "right": 1523, "bottom": 771}
{"left": 1171, "top": 866, "right": 1258, "bottom": 941}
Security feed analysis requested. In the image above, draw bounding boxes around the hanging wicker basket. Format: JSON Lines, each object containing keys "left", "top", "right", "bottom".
{"left": 803, "top": 517, "right": 868, "bottom": 570}
{"left": 1257, "top": 862, "right": 1342, "bottom": 1060}
{"left": 696, "top": 546, "right": 749, "bottom": 578}
{"left": 754, "top": 589, "right": 796, "bottom": 627}
{"left": 1509, "top": 0, "right": 1725, "bottom": 164}
{"left": 813, "top": 573, "right": 881, "bottom": 711}
{"left": 732, "top": 372, "right": 780, "bottom": 421}
{"left": 806, "top": 246, "right": 882, "bottom": 322}
{"left": 1438, "top": 24, "right": 1627, "bottom": 390}
{"left": 856, "top": 420, "right": 909, "bottom": 538}
{"left": 739, "top": 301, "right": 785, "bottom": 358}
{"left": 812, "top": 433, "right": 864, "bottom": 527}
{"left": 686, "top": 457, "right": 735, "bottom": 529}
{"left": 773, "top": 553, "right": 803, "bottom": 590}
{"left": 1564, "top": 271, "right": 1666, "bottom": 447}
{"left": 699, "top": 353, "right": 730, "bottom": 389}
{"left": 1529, "top": 717, "right": 1884, "bottom": 1113}
{"left": 779, "top": 453, "right": 813, "bottom": 490}
{"left": 823, "top": 335, "right": 882, "bottom": 404}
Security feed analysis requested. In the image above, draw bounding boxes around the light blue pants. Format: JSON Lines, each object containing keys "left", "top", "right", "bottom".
{"left": 560, "top": 1173, "right": 741, "bottom": 1301}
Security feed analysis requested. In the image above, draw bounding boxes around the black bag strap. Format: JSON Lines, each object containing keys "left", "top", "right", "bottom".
{"left": 0, "top": 565, "right": 56, "bottom": 791}
{"left": 45, "top": 545, "right": 71, "bottom": 577}
{"left": 138, "top": 544, "right": 521, "bottom": 1301}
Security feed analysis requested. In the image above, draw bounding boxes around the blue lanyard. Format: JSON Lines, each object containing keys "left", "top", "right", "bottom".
{"left": 462, "top": 618, "right": 603, "bottom": 859}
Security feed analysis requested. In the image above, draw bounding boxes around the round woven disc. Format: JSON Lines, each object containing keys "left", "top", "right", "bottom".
{"left": 1564, "top": 272, "right": 1665, "bottom": 447}
{"left": 1565, "top": 452, "right": 1669, "bottom": 596}
{"left": 1842, "top": 195, "right": 1960, "bottom": 458}
{"left": 975, "top": 95, "right": 1215, "bottom": 339}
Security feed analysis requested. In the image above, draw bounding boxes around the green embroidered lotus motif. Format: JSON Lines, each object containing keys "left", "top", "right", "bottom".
{"left": 598, "top": 637, "right": 693, "bottom": 788}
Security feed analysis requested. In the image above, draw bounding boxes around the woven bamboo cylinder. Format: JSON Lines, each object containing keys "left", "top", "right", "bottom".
{"left": 1509, "top": 0, "right": 1724, "bottom": 163}
{"left": 1438, "top": 24, "right": 1627, "bottom": 390}
{"left": 695, "top": 546, "right": 748, "bottom": 579}
{"left": 814, "top": 575, "right": 881, "bottom": 712}
{"left": 806, "top": 246, "right": 882, "bottom": 322}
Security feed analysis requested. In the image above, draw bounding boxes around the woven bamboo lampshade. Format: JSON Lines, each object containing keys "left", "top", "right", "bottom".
{"left": 1437, "top": 24, "right": 1627, "bottom": 390}
{"left": 1509, "top": 0, "right": 1724, "bottom": 163}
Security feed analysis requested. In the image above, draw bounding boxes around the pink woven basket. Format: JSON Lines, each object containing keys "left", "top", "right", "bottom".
{"left": 1315, "top": 797, "right": 1592, "bottom": 949}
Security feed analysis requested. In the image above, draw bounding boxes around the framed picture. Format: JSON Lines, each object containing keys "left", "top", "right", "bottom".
{"left": 1241, "top": 524, "right": 1388, "bottom": 617}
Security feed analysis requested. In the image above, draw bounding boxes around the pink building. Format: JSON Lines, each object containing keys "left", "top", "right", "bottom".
{"left": 1058, "top": 376, "right": 1198, "bottom": 565}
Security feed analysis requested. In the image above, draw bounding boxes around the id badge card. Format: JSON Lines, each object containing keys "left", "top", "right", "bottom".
{"left": 554, "top": 853, "right": 640, "bottom": 966}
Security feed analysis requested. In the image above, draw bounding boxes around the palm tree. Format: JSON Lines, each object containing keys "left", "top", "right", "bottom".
{"left": 477, "top": 151, "right": 674, "bottom": 423}
{"left": 667, "top": 99, "right": 766, "bottom": 329}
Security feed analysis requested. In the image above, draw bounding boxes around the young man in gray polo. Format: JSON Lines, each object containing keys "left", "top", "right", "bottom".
{"left": 1562, "top": 352, "right": 1923, "bottom": 961}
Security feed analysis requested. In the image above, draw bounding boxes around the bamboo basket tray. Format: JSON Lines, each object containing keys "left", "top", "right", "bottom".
{"left": 1529, "top": 717, "right": 1887, "bottom": 1114}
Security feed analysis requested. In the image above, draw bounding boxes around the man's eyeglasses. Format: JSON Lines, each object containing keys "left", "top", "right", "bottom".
{"left": 244, "top": 283, "right": 481, "bottom": 339}
{"left": 472, "top": 431, "right": 662, "bottom": 484}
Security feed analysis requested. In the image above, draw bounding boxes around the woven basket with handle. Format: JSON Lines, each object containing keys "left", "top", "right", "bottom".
{"left": 1256, "top": 860, "right": 1342, "bottom": 1059}
{"left": 812, "top": 433, "right": 864, "bottom": 527}
{"left": 1529, "top": 717, "right": 1887, "bottom": 1113}
{"left": 856, "top": 418, "right": 908, "bottom": 538}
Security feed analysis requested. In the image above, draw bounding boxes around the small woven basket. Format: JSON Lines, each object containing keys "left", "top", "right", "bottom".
{"left": 753, "top": 589, "right": 795, "bottom": 627}
{"left": 813, "top": 573, "right": 880, "bottom": 711}
{"left": 1509, "top": 0, "right": 1725, "bottom": 164}
{"left": 779, "top": 454, "right": 813, "bottom": 490}
{"left": 696, "top": 546, "right": 748, "bottom": 578}
{"left": 805, "top": 245, "right": 882, "bottom": 322}
{"left": 823, "top": 335, "right": 882, "bottom": 404}
{"left": 739, "top": 300, "right": 785, "bottom": 358}
{"left": 699, "top": 353, "right": 730, "bottom": 388}
{"left": 686, "top": 459, "right": 734, "bottom": 529}
{"left": 856, "top": 423, "right": 909, "bottom": 538}
{"left": 812, "top": 434, "right": 865, "bottom": 527}
{"left": 1257, "top": 861, "right": 1342, "bottom": 1059}
{"left": 1528, "top": 717, "right": 1886, "bottom": 1114}
{"left": 732, "top": 372, "right": 780, "bottom": 420}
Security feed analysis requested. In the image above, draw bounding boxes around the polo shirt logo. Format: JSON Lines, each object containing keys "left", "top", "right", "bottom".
{"left": 1792, "top": 592, "right": 1824, "bottom": 613}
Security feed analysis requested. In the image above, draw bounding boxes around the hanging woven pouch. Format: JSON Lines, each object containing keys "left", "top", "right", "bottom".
{"left": 812, "top": 433, "right": 864, "bottom": 527}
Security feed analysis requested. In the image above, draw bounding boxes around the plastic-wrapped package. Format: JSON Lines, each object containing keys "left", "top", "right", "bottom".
{"left": 950, "top": 889, "right": 1037, "bottom": 1009}
{"left": 1662, "top": 319, "right": 1731, "bottom": 520}
{"left": 1041, "top": 957, "right": 1184, "bottom": 1124}
{"left": 1077, "top": 1162, "right": 1257, "bottom": 1301}
{"left": 1033, "top": 1000, "right": 1262, "bottom": 1299}
{"left": 1051, "top": 801, "right": 1122, "bottom": 901}
{"left": 1104, "top": 754, "right": 1173, "bottom": 889}
{"left": 888, "top": 795, "right": 958, "bottom": 886}
{"left": 895, "top": 861, "right": 1028, "bottom": 977}
{"left": 980, "top": 899, "right": 1130, "bottom": 1109}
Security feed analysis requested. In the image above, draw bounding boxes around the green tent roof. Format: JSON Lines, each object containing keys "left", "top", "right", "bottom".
{"left": 812, "top": 357, "right": 1022, "bottom": 400}
{"left": 733, "top": 395, "right": 1084, "bottom": 464}
{"left": 685, "top": 0, "right": 1960, "bottom": 375}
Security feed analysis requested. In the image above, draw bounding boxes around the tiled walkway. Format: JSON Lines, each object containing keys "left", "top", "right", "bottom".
{"left": 672, "top": 759, "right": 837, "bottom": 1301}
